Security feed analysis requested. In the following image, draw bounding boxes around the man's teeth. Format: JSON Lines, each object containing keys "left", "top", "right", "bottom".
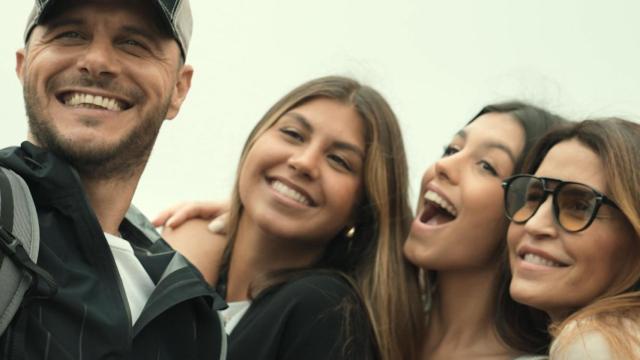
{"left": 523, "top": 253, "right": 562, "bottom": 267}
{"left": 424, "top": 191, "right": 457, "bottom": 217}
{"left": 271, "top": 180, "right": 311, "bottom": 206}
{"left": 64, "top": 93, "right": 123, "bottom": 111}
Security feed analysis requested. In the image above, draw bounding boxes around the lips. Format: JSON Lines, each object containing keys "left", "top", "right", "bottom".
{"left": 57, "top": 91, "right": 132, "bottom": 111}
{"left": 268, "top": 178, "right": 316, "bottom": 207}
{"left": 517, "top": 246, "right": 569, "bottom": 268}
{"left": 419, "top": 189, "right": 458, "bottom": 225}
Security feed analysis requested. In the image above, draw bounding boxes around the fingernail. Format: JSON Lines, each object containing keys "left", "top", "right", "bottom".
{"left": 208, "top": 214, "right": 228, "bottom": 234}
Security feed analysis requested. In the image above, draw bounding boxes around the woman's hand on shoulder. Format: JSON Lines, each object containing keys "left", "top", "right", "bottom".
{"left": 152, "top": 200, "right": 230, "bottom": 233}
{"left": 162, "top": 216, "right": 229, "bottom": 286}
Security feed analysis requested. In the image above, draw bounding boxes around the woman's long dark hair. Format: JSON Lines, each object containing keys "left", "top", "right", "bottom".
{"left": 469, "top": 101, "right": 567, "bottom": 355}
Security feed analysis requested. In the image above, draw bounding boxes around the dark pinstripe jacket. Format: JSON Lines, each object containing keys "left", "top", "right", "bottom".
{"left": 0, "top": 143, "right": 227, "bottom": 360}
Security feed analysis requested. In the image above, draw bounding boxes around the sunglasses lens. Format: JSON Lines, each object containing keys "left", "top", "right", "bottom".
{"left": 507, "top": 177, "right": 543, "bottom": 222}
{"left": 557, "top": 184, "right": 598, "bottom": 231}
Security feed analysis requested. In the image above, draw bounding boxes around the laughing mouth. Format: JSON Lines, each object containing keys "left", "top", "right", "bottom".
{"left": 59, "top": 92, "right": 131, "bottom": 111}
{"left": 419, "top": 190, "right": 458, "bottom": 225}
{"left": 270, "top": 180, "right": 314, "bottom": 206}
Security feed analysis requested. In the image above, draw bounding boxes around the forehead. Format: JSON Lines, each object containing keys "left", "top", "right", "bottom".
{"left": 535, "top": 139, "right": 607, "bottom": 193}
{"left": 281, "top": 98, "right": 365, "bottom": 142}
{"left": 461, "top": 112, "right": 525, "bottom": 154}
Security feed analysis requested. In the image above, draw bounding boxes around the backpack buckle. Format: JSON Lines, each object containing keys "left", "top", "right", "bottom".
{"left": 0, "top": 225, "right": 19, "bottom": 255}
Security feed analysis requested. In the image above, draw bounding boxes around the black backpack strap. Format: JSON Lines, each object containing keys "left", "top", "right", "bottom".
{"left": 0, "top": 168, "right": 57, "bottom": 299}
{"left": 0, "top": 169, "right": 13, "bottom": 233}
{"left": 0, "top": 168, "right": 14, "bottom": 269}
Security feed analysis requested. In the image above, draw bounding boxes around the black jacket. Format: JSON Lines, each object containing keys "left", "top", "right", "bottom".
{"left": 0, "top": 142, "right": 227, "bottom": 360}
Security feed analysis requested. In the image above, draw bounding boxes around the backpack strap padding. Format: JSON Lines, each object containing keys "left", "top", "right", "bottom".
{"left": 0, "top": 169, "right": 14, "bottom": 233}
{"left": 0, "top": 166, "right": 57, "bottom": 336}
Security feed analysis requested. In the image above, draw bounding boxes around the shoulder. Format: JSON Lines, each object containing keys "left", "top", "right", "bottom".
{"left": 273, "top": 272, "right": 357, "bottom": 306}
{"left": 251, "top": 272, "right": 360, "bottom": 320}
{"left": 162, "top": 218, "right": 213, "bottom": 243}
{"left": 550, "top": 318, "right": 640, "bottom": 359}
{"left": 551, "top": 329, "right": 612, "bottom": 359}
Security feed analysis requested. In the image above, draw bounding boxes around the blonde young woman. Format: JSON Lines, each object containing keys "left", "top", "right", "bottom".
{"left": 503, "top": 118, "right": 640, "bottom": 359}
{"left": 156, "top": 76, "right": 423, "bottom": 359}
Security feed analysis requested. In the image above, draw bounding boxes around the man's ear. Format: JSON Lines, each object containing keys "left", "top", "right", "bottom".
{"left": 166, "top": 64, "right": 194, "bottom": 120}
{"left": 16, "top": 48, "right": 26, "bottom": 85}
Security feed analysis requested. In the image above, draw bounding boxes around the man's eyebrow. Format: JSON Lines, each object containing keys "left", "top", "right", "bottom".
{"left": 121, "top": 25, "right": 165, "bottom": 42}
{"left": 282, "top": 112, "right": 365, "bottom": 158}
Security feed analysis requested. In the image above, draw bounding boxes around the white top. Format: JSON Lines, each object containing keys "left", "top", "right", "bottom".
{"left": 219, "top": 300, "right": 251, "bottom": 334}
{"left": 105, "top": 232, "right": 156, "bottom": 325}
{"left": 550, "top": 318, "right": 640, "bottom": 359}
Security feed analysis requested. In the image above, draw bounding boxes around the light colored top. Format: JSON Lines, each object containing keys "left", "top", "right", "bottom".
{"left": 514, "top": 355, "right": 548, "bottom": 360}
{"left": 219, "top": 300, "right": 251, "bottom": 334}
{"left": 550, "top": 318, "right": 640, "bottom": 359}
{"left": 105, "top": 232, "right": 156, "bottom": 325}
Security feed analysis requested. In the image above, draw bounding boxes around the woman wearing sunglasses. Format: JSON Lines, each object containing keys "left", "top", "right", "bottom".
{"left": 503, "top": 118, "right": 640, "bottom": 359}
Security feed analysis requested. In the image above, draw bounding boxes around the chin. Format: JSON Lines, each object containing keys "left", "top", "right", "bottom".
{"left": 402, "top": 239, "right": 433, "bottom": 269}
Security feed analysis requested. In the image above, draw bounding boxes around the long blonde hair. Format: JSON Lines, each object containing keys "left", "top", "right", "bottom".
{"left": 523, "top": 118, "right": 640, "bottom": 359}
{"left": 222, "top": 76, "right": 423, "bottom": 360}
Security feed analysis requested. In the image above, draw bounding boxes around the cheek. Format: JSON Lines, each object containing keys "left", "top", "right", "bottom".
{"left": 465, "top": 186, "right": 508, "bottom": 235}
{"left": 325, "top": 175, "right": 361, "bottom": 212}
{"left": 506, "top": 224, "right": 524, "bottom": 253}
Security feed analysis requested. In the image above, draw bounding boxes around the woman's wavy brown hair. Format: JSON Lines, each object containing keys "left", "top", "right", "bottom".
{"left": 221, "top": 76, "right": 423, "bottom": 360}
{"left": 516, "top": 118, "right": 640, "bottom": 359}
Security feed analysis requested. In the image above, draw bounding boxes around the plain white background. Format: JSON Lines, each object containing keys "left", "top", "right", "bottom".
{"left": 2, "top": 0, "right": 639, "bottom": 217}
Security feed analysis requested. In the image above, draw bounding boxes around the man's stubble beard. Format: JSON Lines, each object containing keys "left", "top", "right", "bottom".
{"left": 24, "top": 79, "right": 171, "bottom": 181}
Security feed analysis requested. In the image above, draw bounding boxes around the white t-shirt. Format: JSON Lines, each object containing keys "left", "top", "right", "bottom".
{"left": 105, "top": 232, "right": 156, "bottom": 325}
{"left": 219, "top": 300, "right": 251, "bottom": 334}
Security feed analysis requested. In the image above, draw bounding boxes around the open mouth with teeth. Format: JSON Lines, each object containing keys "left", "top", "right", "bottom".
{"left": 58, "top": 92, "right": 132, "bottom": 111}
{"left": 269, "top": 179, "right": 315, "bottom": 207}
{"left": 519, "top": 253, "right": 568, "bottom": 268}
{"left": 419, "top": 190, "right": 458, "bottom": 225}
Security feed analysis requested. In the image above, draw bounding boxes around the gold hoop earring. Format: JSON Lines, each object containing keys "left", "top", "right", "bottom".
{"left": 346, "top": 226, "right": 355, "bottom": 238}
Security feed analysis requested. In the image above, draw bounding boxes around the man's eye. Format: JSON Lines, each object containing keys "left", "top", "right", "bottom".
{"left": 123, "top": 39, "right": 144, "bottom": 47}
{"left": 55, "top": 31, "right": 83, "bottom": 40}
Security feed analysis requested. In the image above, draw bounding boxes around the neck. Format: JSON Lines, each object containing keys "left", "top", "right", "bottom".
{"left": 81, "top": 170, "right": 142, "bottom": 236}
{"left": 225, "top": 213, "right": 325, "bottom": 302}
{"left": 422, "top": 263, "right": 513, "bottom": 359}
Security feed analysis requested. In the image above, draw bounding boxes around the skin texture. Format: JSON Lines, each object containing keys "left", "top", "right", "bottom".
{"left": 237, "top": 97, "right": 365, "bottom": 249}
{"left": 17, "top": 0, "right": 192, "bottom": 180}
{"left": 402, "top": 113, "right": 527, "bottom": 360}
{"left": 404, "top": 113, "right": 525, "bottom": 271}
{"left": 14, "top": 0, "right": 192, "bottom": 235}
{"left": 508, "top": 139, "right": 637, "bottom": 321}
{"left": 165, "top": 98, "right": 366, "bottom": 292}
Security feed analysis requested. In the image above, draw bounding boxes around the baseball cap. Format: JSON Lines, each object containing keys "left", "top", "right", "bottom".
{"left": 24, "top": 0, "right": 193, "bottom": 59}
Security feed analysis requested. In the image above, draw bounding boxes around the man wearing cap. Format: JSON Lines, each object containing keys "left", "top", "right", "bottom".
{"left": 0, "top": 0, "right": 226, "bottom": 359}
